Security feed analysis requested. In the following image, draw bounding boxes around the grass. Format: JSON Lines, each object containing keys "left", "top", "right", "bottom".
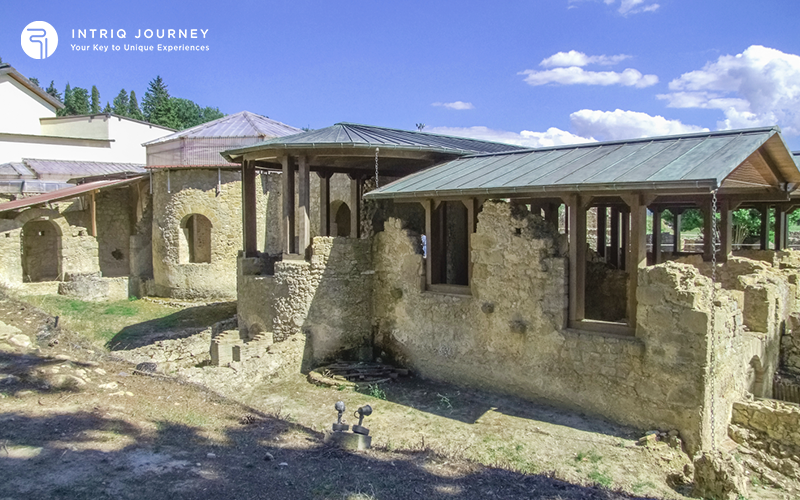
{"left": 366, "top": 383, "right": 386, "bottom": 400}
{"left": 588, "top": 469, "right": 613, "bottom": 488}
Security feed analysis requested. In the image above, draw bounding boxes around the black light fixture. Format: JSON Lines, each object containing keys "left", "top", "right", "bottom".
{"left": 352, "top": 404, "right": 372, "bottom": 435}
{"left": 332, "top": 401, "right": 349, "bottom": 432}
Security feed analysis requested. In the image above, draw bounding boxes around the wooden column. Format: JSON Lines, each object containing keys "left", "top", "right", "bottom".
{"left": 348, "top": 174, "right": 363, "bottom": 239}
{"left": 463, "top": 198, "right": 479, "bottom": 285}
{"left": 544, "top": 202, "right": 559, "bottom": 229}
{"left": 424, "top": 199, "right": 441, "bottom": 288}
{"left": 624, "top": 195, "right": 647, "bottom": 331}
{"left": 760, "top": 205, "right": 770, "bottom": 251}
{"left": 719, "top": 199, "right": 732, "bottom": 262}
{"left": 652, "top": 209, "right": 662, "bottom": 265}
{"left": 242, "top": 160, "right": 258, "bottom": 257}
{"left": 703, "top": 197, "right": 714, "bottom": 261}
{"left": 673, "top": 209, "right": 683, "bottom": 253}
{"left": 281, "top": 156, "right": 296, "bottom": 254}
{"left": 89, "top": 191, "right": 97, "bottom": 237}
{"left": 775, "top": 205, "right": 787, "bottom": 251}
{"left": 318, "top": 172, "right": 332, "bottom": 237}
{"left": 620, "top": 208, "right": 629, "bottom": 270}
{"left": 609, "top": 207, "right": 620, "bottom": 268}
{"left": 596, "top": 205, "right": 607, "bottom": 258}
{"left": 567, "top": 195, "right": 587, "bottom": 325}
{"left": 297, "top": 155, "right": 310, "bottom": 253}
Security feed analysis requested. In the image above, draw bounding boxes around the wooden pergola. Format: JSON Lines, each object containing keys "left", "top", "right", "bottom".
{"left": 365, "top": 127, "right": 800, "bottom": 335}
{"left": 220, "top": 123, "right": 525, "bottom": 257}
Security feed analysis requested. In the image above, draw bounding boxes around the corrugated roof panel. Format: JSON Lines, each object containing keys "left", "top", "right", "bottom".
{"left": 23, "top": 159, "right": 145, "bottom": 177}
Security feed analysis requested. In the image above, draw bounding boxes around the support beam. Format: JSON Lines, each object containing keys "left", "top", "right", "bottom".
{"left": 673, "top": 209, "right": 683, "bottom": 253}
{"left": 719, "top": 199, "right": 732, "bottom": 262}
{"left": 760, "top": 205, "right": 769, "bottom": 251}
{"left": 348, "top": 174, "right": 363, "bottom": 239}
{"left": 318, "top": 172, "right": 332, "bottom": 237}
{"left": 89, "top": 191, "right": 97, "bottom": 238}
{"left": 623, "top": 195, "right": 647, "bottom": 331}
{"left": 652, "top": 209, "right": 662, "bottom": 264}
{"left": 281, "top": 156, "right": 296, "bottom": 254}
{"left": 597, "top": 205, "right": 607, "bottom": 258}
{"left": 424, "top": 199, "right": 440, "bottom": 288}
{"left": 703, "top": 197, "right": 714, "bottom": 261}
{"left": 544, "top": 202, "right": 559, "bottom": 229}
{"left": 463, "top": 198, "right": 479, "bottom": 285}
{"left": 609, "top": 207, "right": 620, "bottom": 268}
{"left": 242, "top": 160, "right": 258, "bottom": 257}
{"left": 775, "top": 205, "right": 788, "bottom": 251}
{"left": 297, "top": 155, "right": 311, "bottom": 253}
{"left": 567, "top": 195, "right": 587, "bottom": 325}
{"left": 621, "top": 208, "right": 629, "bottom": 271}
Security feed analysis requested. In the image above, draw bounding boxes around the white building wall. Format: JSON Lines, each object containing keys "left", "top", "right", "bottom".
{"left": 0, "top": 76, "right": 57, "bottom": 135}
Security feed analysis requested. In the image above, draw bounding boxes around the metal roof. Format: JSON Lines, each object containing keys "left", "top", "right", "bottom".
{"left": 143, "top": 111, "right": 301, "bottom": 146}
{"left": 22, "top": 158, "right": 145, "bottom": 177}
{"left": 0, "top": 162, "right": 35, "bottom": 179}
{"left": 222, "top": 122, "right": 525, "bottom": 161}
{"left": 366, "top": 127, "right": 800, "bottom": 199}
{"left": 0, "top": 176, "right": 144, "bottom": 213}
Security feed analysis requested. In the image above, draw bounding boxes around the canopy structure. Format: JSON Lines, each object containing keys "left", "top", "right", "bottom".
{"left": 222, "top": 123, "right": 524, "bottom": 257}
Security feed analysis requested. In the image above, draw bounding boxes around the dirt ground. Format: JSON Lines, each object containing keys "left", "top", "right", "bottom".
{"left": 0, "top": 293, "right": 788, "bottom": 499}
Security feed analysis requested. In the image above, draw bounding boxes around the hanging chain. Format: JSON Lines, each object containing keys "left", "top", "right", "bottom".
{"left": 709, "top": 189, "right": 720, "bottom": 451}
{"left": 374, "top": 147, "right": 380, "bottom": 188}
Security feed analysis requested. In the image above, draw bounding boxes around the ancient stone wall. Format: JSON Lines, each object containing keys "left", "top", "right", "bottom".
{"left": 151, "top": 169, "right": 270, "bottom": 299}
{"left": 96, "top": 188, "right": 132, "bottom": 278}
{"left": 731, "top": 398, "right": 800, "bottom": 449}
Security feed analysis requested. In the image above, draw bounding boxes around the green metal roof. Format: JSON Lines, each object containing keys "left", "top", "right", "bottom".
{"left": 365, "top": 127, "right": 800, "bottom": 199}
{"left": 221, "top": 122, "right": 524, "bottom": 161}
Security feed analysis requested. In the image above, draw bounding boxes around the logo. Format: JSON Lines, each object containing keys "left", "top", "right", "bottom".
{"left": 21, "top": 21, "right": 58, "bottom": 59}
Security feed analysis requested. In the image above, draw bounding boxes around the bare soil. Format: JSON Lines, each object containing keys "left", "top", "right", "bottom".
{"left": 0, "top": 292, "right": 783, "bottom": 499}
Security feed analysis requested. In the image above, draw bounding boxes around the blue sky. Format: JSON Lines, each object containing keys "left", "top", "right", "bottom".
{"left": 4, "top": 0, "right": 800, "bottom": 149}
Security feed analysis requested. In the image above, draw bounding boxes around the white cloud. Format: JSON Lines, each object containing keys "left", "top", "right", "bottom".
{"left": 540, "top": 50, "right": 630, "bottom": 68}
{"left": 569, "top": 109, "right": 708, "bottom": 141}
{"left": 520, "top": 66, "right": 658, "bottom": 88}
{"left": 432, "top": 101, "right": 474, "bottom": 110}
{"left": 606, "top": 0, "right": 660, "bottom": 15}
{"left": 426, "top": 125, "right": 595, "bottom": 148}
{"left": 658, "top": 45, "right": 800, "bottom": 134}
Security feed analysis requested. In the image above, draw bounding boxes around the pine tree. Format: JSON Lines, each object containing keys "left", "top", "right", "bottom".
{"left": 57, "top": 83, "right": 72, "bottom": 116}
{"left": 45, "top": 80, "right": 62, "bottom": 102}
{"left": 128, "top": 90, "right": 143, "bottom": 120}
{"left": 142, "top": 76, "right": 178, "bottom": 128}
{"left": 112, "top": 89, "right": 129, "bottom": 116}
{"left": 29, "top": 77, "right": 40, "bottom": 87}
{"left": 90, "top": 85, "right": 101, "bottom": 114}
{"left": 65, "top": 87, "right": 90, "bottom": 115}
{"left": 103, "top": 102, "right": 112, "bottom": 113}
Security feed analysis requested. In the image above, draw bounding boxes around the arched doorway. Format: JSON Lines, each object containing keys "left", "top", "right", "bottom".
{"left": 22, "top": 219, "right": 61, "bottom": 282}
{"left": 332, "top": 202, "right": 351, "bottom": 237}
{"left": 180, "top": 214, "right": 212, "bottom": 263}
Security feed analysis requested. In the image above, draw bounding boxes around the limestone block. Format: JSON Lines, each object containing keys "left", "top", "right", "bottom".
{"left": 692, "top": 451, "right": 748, "bottom": 500}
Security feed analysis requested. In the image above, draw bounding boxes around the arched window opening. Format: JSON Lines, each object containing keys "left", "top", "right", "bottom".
{"left": 333, "top": 202, "right": 351, "bottom": 237}
{"left": 22, "top": 219, "right": 61, "bottom": 282}
{"left": 181, "top": 214, "right": 212, "bottom": 264}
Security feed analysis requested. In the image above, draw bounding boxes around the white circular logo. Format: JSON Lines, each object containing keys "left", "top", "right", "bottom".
{"left": 21, "top": 21, "right": 58, "bottom": 59}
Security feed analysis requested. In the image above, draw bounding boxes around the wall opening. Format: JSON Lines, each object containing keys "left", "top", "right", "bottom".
{"left": 180, "top": 214, "right": 212, "bottom": 264}
{"left": 22, "top": 219, "right": 61, "bottom": 282}
{"left": 429, "top": 201, "right": 469, "bottom": 287}
{"left": 333, "top": 202, "right": 351, "bottom": 237}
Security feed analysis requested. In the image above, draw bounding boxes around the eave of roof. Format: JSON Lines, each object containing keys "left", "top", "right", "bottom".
{"left": 142, "top": 111, "right": 300, "bottom": 146}
{"left": 0, "top": 64, "right": 64, "bottom": 109}
{"left": 0, "top": 176, "right": 144, "bottom": 213}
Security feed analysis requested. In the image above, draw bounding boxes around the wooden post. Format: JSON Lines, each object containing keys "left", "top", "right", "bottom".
{"left": 318, "top": 172, "right": 332, "bottom": 236}
{"left": 567, "top": 195, "right": 586, "bottom": 324}
{"left": 424, "top": 199, "right": 441, "bottom": 288}
{"left": 775, "top": 205, "right": 787, "bottom": 251}
{"left": 281, "top": 156, "right": 296, "bottom": 254}
{"left": 610, "top": 207, "right": 620, "bottom": 268}
{"left": 673, "top": 209, "right": 683, "bottom": 253}
{"left": 621, "top": 208, "right": 629, "bottom": 271}
{"left": 242, "top": 160, "right": 258, "bottom": 257}
{"left": 652, "top": 209, "right": 662, "bottom": 265}
{"left": 463, "top": 198, "right": 478, "bottom": 285}
{"left": 624, "top": 195, "right": 647, "bottom": 331}
{"left": 760, "top": 205, "right": 769, "bottom": 251}
{"left": 597, "top": 205, "right": 607, "bottom": 258}
{"left": 719, "top": 199, "right": 732, "bottom": 262}
{"left": 703, "top": 197, "right": 714, "bottom": 261}
{"left": 88, "top": 191, "right": 97, "bottom": 238}
{"left": 544, "top": 202, "right": 559, "bottom": 229}
{"left": 297, "top": 155, "right": 310, "bottom": 253}
{"left": 348, "top": 174, "right": 363, "bottom": 239}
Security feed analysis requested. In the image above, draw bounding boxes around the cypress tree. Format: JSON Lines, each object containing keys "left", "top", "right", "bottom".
{"left": 57, "top": 83, "right": 72, "bottom": 116}
{"left": 128, "top": 90, "right": 143, "bottom": 120}
{"left": 112, "top": 89, "right": 129, "bottom": 116}
{"left": 90, "top": 85, "right": 101, "bottom": 114}
{"left": 142, "top": 76, "right": 178, "bottom": 128}
{"left": 66, "top": 87, "right": 90, "bottom": 115}
{"left": 29, "top": 77, "right": 40, "bottom": 87}
{"left": 103, "top": 102, "right": 112, "bottom": 113}
{"left": 45, "top": 81, "right": 62, "bottom": 102}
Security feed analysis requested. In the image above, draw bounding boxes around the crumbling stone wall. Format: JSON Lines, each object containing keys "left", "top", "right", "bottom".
{"left": 96, "top": 188, "right": 132, "bottom": 278}
{"left": 233, "top": 237, "right": 373, "bottom": 367}
{"left": 151, "top": 169, "right": 270, "bottom": 299}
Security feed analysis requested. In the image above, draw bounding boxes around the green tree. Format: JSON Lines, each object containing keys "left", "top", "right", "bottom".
{"left": 112, "top": 89, "right": 129, "bottom": 116}
{"left": 65, "top": 87, "right": 90, "bottom": 115}
{"left": 200, "top": 106, "right": 224, "bottom": 124}
{"left": 45, "top": 80, "right": 62, "bottom": 102}
{"left": 128, "top": 90, "right": 143, "bottom": 120}
{"left": 103, "top": 101, "right": 112, "bottom": 113}
{"left": 90, "top": 85, "right": 101, "bottom": 114}
{"left": 57, "top": 83, "right": 72, "bottom": 116}
{"left": 142, "top": 76, "right": 178, "bottom": 128}
{"left": 29, "top": 77, "right": 40, "bottom": 87}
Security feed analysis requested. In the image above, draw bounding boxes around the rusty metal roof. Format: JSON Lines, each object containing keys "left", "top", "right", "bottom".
{"left": 22, "top": 158, "right": 145, "bottom": 177}
{"left": 222, "top": 122, "right": 525, "bottom": 162}
{"left": 0, "top": 176, "right": 144, "bottom": 213}
{"left": 143, "top": 111, "right": 301, "bottom": 146}
{"left": 366, "top": 127, "right": 800, "bottom": 199}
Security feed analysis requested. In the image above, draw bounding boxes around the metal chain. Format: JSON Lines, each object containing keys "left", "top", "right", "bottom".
{"left": 374, "top": 147, "right": 380, "bottom": 188}
{"left": 709, "top": 189, "right": 720, "bottom": 451}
